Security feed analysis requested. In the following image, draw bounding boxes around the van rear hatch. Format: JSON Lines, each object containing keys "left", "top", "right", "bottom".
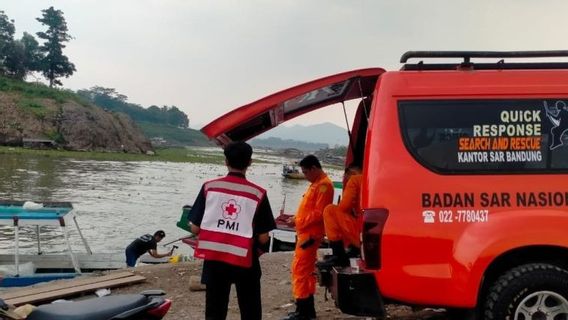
{"left": 201, "top": 68, "right": 384, "bottom": 145}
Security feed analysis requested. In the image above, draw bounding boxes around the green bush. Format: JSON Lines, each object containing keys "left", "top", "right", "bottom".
{"left": 0, "top": 75, "right": 84, "bottom": 105}
{"left": 138, "top": 122, "right": 212, "bottom": 146}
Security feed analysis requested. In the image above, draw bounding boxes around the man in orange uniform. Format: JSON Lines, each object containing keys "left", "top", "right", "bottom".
{"left": 320, "top": 166, "right": 363, "bottom": 267}
{"left": 284, "top": 155, "right": 333, "bottom": 320}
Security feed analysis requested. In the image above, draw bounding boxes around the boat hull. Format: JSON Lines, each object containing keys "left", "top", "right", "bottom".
{"left": 282, "top": 173, "right": 305, "bottom": 179}
{"left": 1, "top": 273, "right": 77, "bottom": 287}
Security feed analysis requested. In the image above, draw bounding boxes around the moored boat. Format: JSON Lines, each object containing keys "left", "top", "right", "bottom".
{"left": 0, "top": 200, "right": 124, "bottom": 287}
{"left": 282, "top": 162, "right": 305, "bottom": 179}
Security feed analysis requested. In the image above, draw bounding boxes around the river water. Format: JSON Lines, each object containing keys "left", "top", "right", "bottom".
{"left": 0, "top": 148, "right": 342, "bottom": 256}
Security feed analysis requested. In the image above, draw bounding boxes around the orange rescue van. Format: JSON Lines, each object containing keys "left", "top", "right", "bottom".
{"left": 201, "top": 51, "right": 568, "bottom": 320}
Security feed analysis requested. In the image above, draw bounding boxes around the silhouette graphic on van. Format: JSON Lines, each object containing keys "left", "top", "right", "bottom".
{"left": 545, "top": 100, "right": 568, "bottom": 150}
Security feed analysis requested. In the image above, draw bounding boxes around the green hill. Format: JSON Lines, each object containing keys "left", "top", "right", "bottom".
{"left": 0, "top": 76, "right": 152, "bottom": 153}
{"left": 137, "top": 122, "right": 211, "bottom": 147}
{"left": 0, "top": 76, "right": 211, "bottom": 150}
{"left": 77, "top": 86, "right": 210, "bottom": 146}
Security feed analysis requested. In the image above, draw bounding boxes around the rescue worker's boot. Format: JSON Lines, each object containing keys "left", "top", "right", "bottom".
{"left": 304, "top": 295, "right": 316, "bottom": 319}
{"left": 283, "top": 300, "right": 301, "bottom": 319}
{"left": 281, "top": 296, "right": 316, "bottom": 320}
{"left": 316, "top": 240, "right": 349, "bottom": 268}
{"left": 346, "top": 244, "right": 361, "bottom": 258}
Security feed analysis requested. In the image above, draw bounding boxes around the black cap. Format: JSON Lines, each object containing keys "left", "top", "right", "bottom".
{"left": 154, "top": 230, "right": 165, "bottom": 238}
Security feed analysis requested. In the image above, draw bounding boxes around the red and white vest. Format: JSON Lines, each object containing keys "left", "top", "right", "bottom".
{"left": 194, "top": 175, "right": 266, "bottom": 268}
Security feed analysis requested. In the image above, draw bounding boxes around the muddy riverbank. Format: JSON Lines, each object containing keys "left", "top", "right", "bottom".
{"left": 113, "top": 252, "right": 449, "bottom": 320}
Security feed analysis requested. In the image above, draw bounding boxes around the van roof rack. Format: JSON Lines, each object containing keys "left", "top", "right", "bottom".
{"left": 400, "top": 50, "right": 568, "bottom": 71}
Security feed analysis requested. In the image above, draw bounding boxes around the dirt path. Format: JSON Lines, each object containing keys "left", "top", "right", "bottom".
{"left": 113, "top": 252, "right": 450, "bottom": 320}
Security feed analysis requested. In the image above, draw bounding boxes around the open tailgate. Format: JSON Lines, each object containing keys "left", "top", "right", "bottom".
{"left": 201, "top": 68, "right": 385, "bottom": 146}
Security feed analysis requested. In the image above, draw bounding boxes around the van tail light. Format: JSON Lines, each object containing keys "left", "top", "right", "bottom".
{"left": 361, "top": 208, "right": 389, "bottom": 270}
{"left": 146, "top": 299, "right": 172, "bottom": 318}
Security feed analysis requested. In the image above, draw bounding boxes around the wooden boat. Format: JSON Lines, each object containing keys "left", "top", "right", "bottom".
{"left": 282, "top": 163, "right": 305, "bottom": 179}
{"left": 0, "top": 200, "right": 124, "bottom": 287}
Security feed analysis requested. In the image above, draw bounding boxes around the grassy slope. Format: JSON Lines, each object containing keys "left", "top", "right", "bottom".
{"left": 137, "top": 122, "right": 211, "bottom": 146}
{"left": 0, "top": 76, "right": 211, "bottom": 147}
{"left": 0, "top": 76, "right": 86, "bottom": 106}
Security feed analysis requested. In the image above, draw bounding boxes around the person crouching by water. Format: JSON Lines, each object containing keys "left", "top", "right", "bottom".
{"left": 189, "top": 141, "right": 276, "bottom": 320}
{"left": 125, "top": 230, "right": 173, "bottom": 267}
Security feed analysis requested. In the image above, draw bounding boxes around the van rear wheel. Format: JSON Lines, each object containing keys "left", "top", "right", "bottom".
{"left": 484, "top": 263, "right": 568, "bottom": 320}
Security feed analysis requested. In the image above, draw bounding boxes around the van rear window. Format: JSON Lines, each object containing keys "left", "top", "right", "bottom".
{"left": 399, "top": 99, "right": 568, "bottom": 174}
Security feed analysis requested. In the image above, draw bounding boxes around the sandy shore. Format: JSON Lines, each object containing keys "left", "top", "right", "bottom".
{"left": 111, "top": 251, "right": 449, "bottom": 320}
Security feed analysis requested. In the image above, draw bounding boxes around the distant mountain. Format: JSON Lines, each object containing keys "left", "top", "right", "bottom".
{"left": 257, "top": 122, "right": 348, "bottom": 146}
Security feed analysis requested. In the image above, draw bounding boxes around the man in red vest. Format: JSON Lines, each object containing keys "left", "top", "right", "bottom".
{"left": 189, "top": 141, "right": 276, "bottom": 320}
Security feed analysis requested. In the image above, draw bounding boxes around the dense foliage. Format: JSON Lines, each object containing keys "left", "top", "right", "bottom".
{"left": 0, "top": 8, "right": 74, "bottom": 85}
{"left": 0, "top": 11, "right": 16, "bottom": 75}
{"left": 77, "top": 86, "right": 190, "bottom": 128}
{"left": 137, "top": 122, "right": 211, "bottom": 146}
{"left": 36, "top": 7, "right": 76, "bottom": 87}
{"left": 0, "top": 74, "right": 83, "bottom": 104}
{"left": 326, "top": 145, "right": 347, "bottom": 156}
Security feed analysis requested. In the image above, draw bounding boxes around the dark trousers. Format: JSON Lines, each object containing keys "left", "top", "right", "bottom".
{"left": 125, "top": 248, "right": 138, "bottom": 267}
{"left": 204, "top": 259, "right": 262, "bottom": 320}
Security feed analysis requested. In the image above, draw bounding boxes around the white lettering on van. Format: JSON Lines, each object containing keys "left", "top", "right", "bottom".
{"left": 505, "top": 150, "right": 542, "bottom": 162}
{"left": 500, "top": 110, "right": 541, "bottom": 123}
{"left": 472, "top": 123, "right": 541, "bottom": 137}
{"left": 421, "top": 209, "right": 490, "bottom": 224}
{"left": 457, "top": 152, "right": 489, "bottom": 163}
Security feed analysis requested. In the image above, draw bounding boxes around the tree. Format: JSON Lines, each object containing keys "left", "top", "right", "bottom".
{"left": 77, "top": 86, "right": 191, "bottom": 127}
{"left": 4, "top": 32, "right": 43, "bottom": 79}
{"left": 20, "top": 32, "right": 42, "bottom": 73}
{"left": 166, "top": 106, "right": 189, "bottom": 128}
{"left": 3, "top": 40, "right": 24, "bottom": 78}
{"left": 36, "top": 6, "right": 75, "bottom": 87}
{"left": 0, "top": 10, "right": 15, "bottom": 74}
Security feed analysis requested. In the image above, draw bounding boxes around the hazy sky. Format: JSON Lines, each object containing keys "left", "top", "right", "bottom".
{"left": 4, "top": 0, "right": 568, "bottom": 129}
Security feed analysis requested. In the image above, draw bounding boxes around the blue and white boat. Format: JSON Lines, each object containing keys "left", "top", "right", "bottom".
{"left": 0, "top": 200, "right": 123, "bottom": 287}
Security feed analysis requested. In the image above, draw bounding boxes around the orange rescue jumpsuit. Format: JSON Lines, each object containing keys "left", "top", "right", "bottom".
{"left": 323, "top": 174, "right": 363, "bottom": 248}
{"left": 291, "top": 172, "right": 334, "bottom": 299}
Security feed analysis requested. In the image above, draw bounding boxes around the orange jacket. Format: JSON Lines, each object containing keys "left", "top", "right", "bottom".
{"left": 295, "top": 172, "right": 334, "bottom": 236}
{"left": 338, "top": 174, "right": 362, "bottom": 215}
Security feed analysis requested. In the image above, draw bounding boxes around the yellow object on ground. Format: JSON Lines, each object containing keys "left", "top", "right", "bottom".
{"left": 168, "top": 255, "right": 181, "bottom": 263}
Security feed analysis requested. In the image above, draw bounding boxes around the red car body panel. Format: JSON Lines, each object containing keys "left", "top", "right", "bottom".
{"left": 364, "top": 70, "right": 568, "bottom": 306}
